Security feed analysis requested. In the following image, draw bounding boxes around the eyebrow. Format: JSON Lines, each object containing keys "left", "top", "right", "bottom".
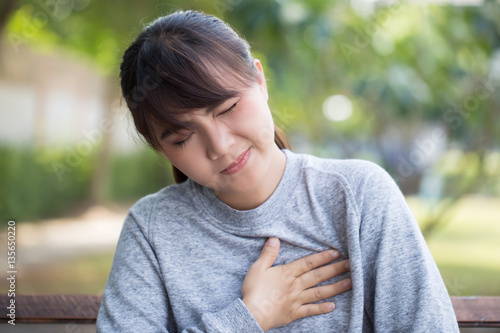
{"left": 159, "top": 103, "right": 223, "bottom": 140}
{"left": 159, "top": 94, "right": 242, "bottom": 140}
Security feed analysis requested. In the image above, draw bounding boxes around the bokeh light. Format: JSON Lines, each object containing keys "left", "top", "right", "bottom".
{"left": 322, "top": 94, "right": 353, "bottom": 122}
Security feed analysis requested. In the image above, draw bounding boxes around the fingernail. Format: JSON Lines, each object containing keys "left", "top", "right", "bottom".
{"left": 327, "top": 303, "right": 336, "bottom": 311}
{"left": 343, "top": 279, "right": 352, "bottom": 288}
{"left": 344, "top": 261, "right": 350, "bottom": 270}
{"left": 330, "top": 250, "right": 339, "bottom": 259}
{"left": 267, "top": 237, "right": 279, "bottom": 248}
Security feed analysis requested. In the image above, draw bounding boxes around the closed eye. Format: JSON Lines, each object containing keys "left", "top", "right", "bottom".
{"left": 217, "top": 103, "right": 237, "bottom": 117}
{"left": 172, "top": 133, "right": 193, "bottom": 148}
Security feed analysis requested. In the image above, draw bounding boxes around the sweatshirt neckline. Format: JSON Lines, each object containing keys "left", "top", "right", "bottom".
{"left": 190, "top": 149, "right": 300, "bottom": 232}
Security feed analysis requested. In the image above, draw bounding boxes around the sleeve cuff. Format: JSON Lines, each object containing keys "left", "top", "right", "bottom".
{"left": 202, "top": 298, "right": 264, "bottom": 333}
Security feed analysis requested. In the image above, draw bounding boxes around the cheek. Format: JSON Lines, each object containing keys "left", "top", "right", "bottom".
{"left": 253, "top": 122, "right": 274, "bottom": 147}
{"left": 163, "top": 145, "right": 205, "bottom": 176}
{"left": 234, "top": 102, "right": 275, "bottom": 146}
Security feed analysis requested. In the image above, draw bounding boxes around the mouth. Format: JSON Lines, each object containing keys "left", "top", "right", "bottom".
{"left": 220, "top": 148, "right": 251, "bottom": 175}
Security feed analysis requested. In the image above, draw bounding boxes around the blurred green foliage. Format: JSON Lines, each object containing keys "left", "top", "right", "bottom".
{"left": 8, "top": 0, "right": 498, "bottom": 152}
{"left": 0, "top": 146, "right": 92, "bottom": 221}
{"left": 107, "top": 149, "right": 174, "bottom": 202}
{"left": 5, "top": 0, "right": 499, "bottom": 152}
{"left": 2, "top": 0, "right": 499, "bottom": 223}
{"left": 0, "top": 145, "right": 172, "bottom": 222}
{"left": 1, "top": 0, "right": 498, "bottom": 298}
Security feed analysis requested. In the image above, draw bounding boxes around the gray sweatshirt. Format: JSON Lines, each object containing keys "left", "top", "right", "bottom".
{"left": 97, "top": 149, "right": 459, "bottom": 332}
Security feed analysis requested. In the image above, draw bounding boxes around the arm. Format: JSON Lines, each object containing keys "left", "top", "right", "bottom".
{"left": 353, "top": 162, "right": 459, "bottom": 332}
{"left": 96, "top": 212, "right": 264, "bottom": 333}
{"left": 97, "top": 210, "right": 352, "bottom": 332}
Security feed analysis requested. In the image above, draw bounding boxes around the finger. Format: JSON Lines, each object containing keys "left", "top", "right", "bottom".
{"left": 287, "top": 249, "right": 340, "bottom": 277}
{"left": 300, "top": 278, "right": 352, "bottom": 304}
{"left": 299, "top": 259, "right": 350, "bottom": 289}
{"left": 253, "top": 237, "right": 281, "bottom": 270}
{"left": 294, "top": 302, "right": 336, "bottom": 321}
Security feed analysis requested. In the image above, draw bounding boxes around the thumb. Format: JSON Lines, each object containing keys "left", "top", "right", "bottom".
{"left": 256, "top": 237, "right": 280, "bottom": 269}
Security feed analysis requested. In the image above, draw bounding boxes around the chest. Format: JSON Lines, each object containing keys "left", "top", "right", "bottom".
{"left": 154, "top": 229, "right": 352, "bottom": 331}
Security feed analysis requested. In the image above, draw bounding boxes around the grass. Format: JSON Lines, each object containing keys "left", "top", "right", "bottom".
{"left": 408, "top": 195, "right": 500, "bottom": 296}
{"left": 2, "top": 196, "right": 498, "bottom": 296}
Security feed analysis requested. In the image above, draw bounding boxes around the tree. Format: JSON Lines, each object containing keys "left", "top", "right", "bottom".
{"left": 3, "top": 0, "right": 499, "bottom": 232}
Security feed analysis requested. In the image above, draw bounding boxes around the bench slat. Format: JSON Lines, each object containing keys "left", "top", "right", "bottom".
{"left": 1, "top": 295, "right": 102, "bottom": 323}
{"left": 1, "top": 295, "right": 499, "bottom": 326}
{"left": 451, "top": 296, "right": 500, "bottom": 327}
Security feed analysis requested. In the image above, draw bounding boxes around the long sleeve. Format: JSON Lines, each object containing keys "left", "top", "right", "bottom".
{"left": 96, "top": 206, "right": 264, "bottom": 333}
{"left": 350, "top": 162, "right": 459, "bottom": 332}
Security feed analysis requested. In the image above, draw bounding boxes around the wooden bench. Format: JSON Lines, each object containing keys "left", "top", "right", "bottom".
{"left": 1, "top": 294, "right": 101, "bottom": 324}
{"left": 1, "top": 295, "right": 499, "bottom": 327}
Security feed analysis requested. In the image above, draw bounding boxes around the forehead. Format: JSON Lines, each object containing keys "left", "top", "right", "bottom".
{"left": 149, "top": 80, "right": 259, "bottom": 140}
{"left": 151, "top": 97, "right": 233, "bottom": 139}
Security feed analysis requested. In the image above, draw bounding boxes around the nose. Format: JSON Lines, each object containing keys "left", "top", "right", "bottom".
{"left": 205, "top": 124, "right": 234, "bottom": 160}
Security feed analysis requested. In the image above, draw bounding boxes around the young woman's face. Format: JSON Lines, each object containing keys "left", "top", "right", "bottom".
{"left": 156, "top": 61, "right": 285, "bottom": 201}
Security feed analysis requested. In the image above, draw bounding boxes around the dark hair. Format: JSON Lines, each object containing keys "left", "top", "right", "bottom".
{"left": 120, "top": 10, "right": 290, "bottom": 183}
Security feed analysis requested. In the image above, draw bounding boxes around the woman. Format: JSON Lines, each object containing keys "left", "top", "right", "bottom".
{"left": 97, "top": 10, "right": 459, "bottom": 332}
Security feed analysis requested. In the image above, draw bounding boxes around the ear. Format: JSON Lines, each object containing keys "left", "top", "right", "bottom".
{"left": 252, "top": 58, "right": 269, "bottom": 101}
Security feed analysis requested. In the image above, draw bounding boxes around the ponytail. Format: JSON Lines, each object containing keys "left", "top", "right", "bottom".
{"left": 273, "top": 124, "right": 291, "bottom": 151}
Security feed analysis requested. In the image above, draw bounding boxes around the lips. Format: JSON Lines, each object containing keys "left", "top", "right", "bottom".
{"left": 221, "top": 148, "right": 251, "bottom": 175}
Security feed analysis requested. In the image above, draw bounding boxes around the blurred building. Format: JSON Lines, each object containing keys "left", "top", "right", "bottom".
{"left": 0, "top": 41, "right": 139, "bottom": 152}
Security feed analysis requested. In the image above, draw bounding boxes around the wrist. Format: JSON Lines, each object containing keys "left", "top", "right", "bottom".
{"left": 242, "top": 297, "right": 271, "bottom": 332}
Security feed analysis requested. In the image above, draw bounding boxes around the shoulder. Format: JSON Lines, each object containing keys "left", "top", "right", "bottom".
{"left": 289, "top": 150, "right": 393, "bottom": 189}
{"left": 287, "top": 150, "right": 401, "bottom": 215}
{"left": 124, "top": 181, "right": 194, "bottom": 232}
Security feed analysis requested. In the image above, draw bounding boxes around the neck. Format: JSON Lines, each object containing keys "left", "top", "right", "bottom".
{"left": 217, "top": 147, "right": 286, "bottom": 210}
